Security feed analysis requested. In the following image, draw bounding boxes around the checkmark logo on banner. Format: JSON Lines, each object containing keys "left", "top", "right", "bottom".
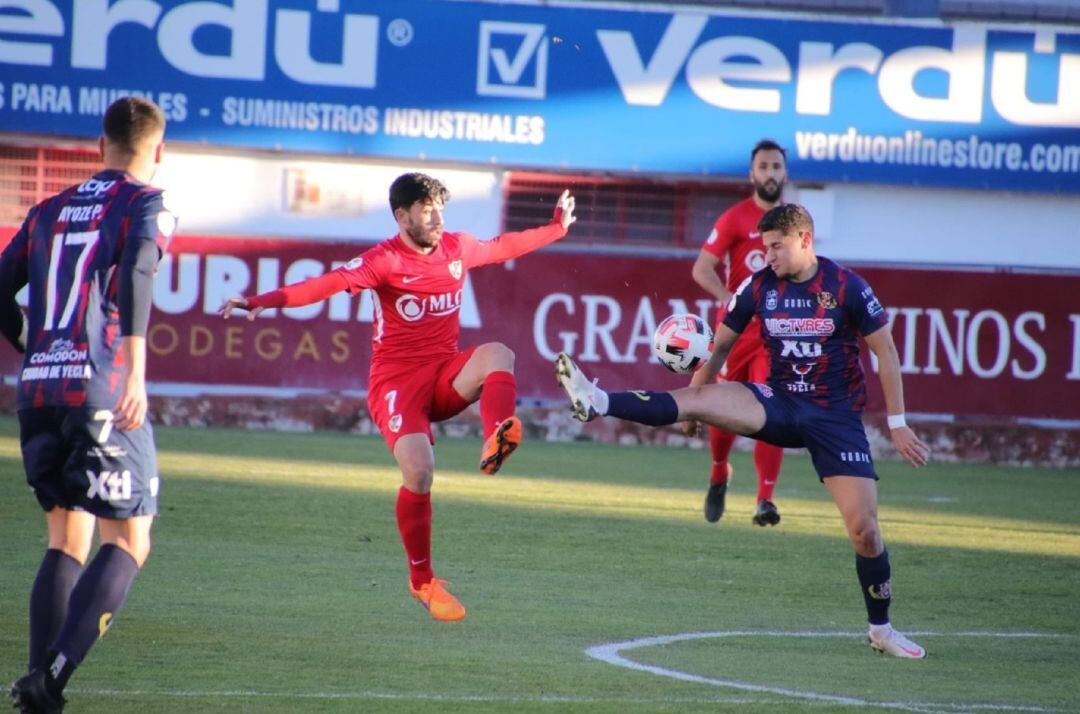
{"left": 477, "top": 21, "right": 548, "bottom": 99}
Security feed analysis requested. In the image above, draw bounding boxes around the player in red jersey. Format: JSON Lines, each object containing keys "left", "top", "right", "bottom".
{"left": 220, "top": 173, "right": 576, "bottom": 622}
{"left": 691, "top": 139, "right": 788, "bottom": 526}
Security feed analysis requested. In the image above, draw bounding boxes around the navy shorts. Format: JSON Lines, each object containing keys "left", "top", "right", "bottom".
{"left": 18, "top": 407, "right": 160, "bottom": 519}
{"left": 744, "top": 384, "right": 878, "bottom": 481}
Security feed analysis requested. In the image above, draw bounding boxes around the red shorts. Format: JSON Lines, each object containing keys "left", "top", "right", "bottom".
{"left": 718, "top": 331, "right": 770, "bottom": 383}
{"left": 367, "top": 348, "right": 476, "bottom": 452}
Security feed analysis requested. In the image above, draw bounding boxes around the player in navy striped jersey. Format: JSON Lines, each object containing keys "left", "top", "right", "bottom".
{"left": 1, "top": 97, "right": 175, "bottom": 712}
{"left": 556, "top": 204, "right": 931, "bottom": 658}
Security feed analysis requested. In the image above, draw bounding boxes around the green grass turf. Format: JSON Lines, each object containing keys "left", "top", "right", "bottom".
{"left": 0, "top": 416, "right": 1077, "bottom": 713}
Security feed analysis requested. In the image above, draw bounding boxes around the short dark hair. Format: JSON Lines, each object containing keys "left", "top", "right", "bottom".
{"left": 758, "top": 203, "right": 813, "bottom": 235}
{"left": 389, "top": 172, "right": 451, "bottom": 213}
{"left": 750, "top": 139, "right": 787, "bottom": 163}
{"left": 103, "top": 96, "right": 165, "bottom": 154}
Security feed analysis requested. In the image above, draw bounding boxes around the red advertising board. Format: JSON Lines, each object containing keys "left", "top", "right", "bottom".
{"left": 2, "top": 231, "right": 1078, "bottom": 421}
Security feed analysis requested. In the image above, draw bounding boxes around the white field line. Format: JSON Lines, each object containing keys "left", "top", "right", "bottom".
{"left": 585, "top": 630, "right": 1071, "bottom": 714}
{"left": 69, "top": 688, "right": 816, "bottom": 706}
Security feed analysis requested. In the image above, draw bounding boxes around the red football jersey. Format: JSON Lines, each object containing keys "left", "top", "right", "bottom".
{"left": 333, "top": 225, "right": 564, "bottom": 369}
{"left": 701, "top": 197, "right": 768, "bottom": 293}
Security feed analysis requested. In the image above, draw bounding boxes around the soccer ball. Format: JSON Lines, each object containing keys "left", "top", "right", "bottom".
{"left": 652, "top": 314, "right": 713, "bottom": 374}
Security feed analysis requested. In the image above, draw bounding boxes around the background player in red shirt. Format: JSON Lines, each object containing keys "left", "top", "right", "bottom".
{"left": 2, "top": 97, "right": 174, "bottom": 711}
{"left": 690, "top": 139, "right": 788, "bottom": 526}
{"left": 220, "top": 173, "right": 576, "bottom": 622}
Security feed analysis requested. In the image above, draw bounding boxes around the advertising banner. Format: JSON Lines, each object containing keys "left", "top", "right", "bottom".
{"left": 1, "top": 0, "right": 1078, "bottom": 192}
{"left": 1, "top": 231, "right": 1077, "bottom": 421}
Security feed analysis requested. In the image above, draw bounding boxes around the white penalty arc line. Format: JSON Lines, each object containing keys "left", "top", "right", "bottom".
{"left": 584, "top": 630, "right": 1070, "bottom": 714}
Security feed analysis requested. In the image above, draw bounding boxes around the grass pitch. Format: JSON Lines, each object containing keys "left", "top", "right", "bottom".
{"left": 0, "top": 416, "right": 1077, "bottom": 713}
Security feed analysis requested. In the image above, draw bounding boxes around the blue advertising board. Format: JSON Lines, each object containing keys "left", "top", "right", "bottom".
{"left": 1, "top": 0, "right": 1078, "bottom": 191}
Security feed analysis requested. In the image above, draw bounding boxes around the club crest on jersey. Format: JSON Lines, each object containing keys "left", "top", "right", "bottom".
{"left": 816, "top": 291, "right": 837, "bottom": 309}
{"left": 448, "top": 260, "right": 462, "bottom": 280}
{"left": 765, "top": 290, "right": 778, "bottom": 310}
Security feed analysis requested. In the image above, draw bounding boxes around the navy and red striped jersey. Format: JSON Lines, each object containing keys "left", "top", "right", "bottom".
{"left": 723, "top": 256, "right": 889, "bottom": 411}
{"left": 0, "top": 169, "right": 175, "bottom": 409}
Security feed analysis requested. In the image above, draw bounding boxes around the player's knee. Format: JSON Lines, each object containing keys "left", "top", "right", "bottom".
{"left": 849, "top": 520, "right": 883, "bottom": 554}
{"left": 401, "top": 467, "right": 434, "bottom": 493}
{"left": 398, "top": 456, "right": 435, "bottom": 492}
{"left": 481, "top": 342, "right": 515, "bottom": 371}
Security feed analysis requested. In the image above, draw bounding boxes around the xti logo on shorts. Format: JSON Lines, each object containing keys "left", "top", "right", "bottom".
{"left": 86, "top": 470, "right": 132, "bottom": 503}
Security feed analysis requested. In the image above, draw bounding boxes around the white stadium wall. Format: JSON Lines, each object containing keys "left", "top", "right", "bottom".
{"left": 797, "top": 184, "right": 1080, "bottom": 271}
{"left": 154, "top": 149, "right": 503, "bottom": 242}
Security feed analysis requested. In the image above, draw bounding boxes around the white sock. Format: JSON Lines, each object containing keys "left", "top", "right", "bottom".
{"left": 593, "top": 386, "right": 609, "bottom": 415}
{"left": 869, "top": 622, "right": 892, "bottom": 637}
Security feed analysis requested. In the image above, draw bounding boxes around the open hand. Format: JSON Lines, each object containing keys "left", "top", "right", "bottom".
{"left": 112, "top": 377, "right": 147, "bottom": 431}
{"left": 218, "top": 297, "right": 263, "bottom": 321}
{"left": 891, "top": 426, "right": 930, "bottom": 468}
{"left": 553, "top": 189, "right": 577, "bottom": 231}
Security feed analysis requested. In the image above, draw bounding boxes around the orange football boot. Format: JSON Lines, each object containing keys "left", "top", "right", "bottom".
{"left": 479, "top": 416, "right": 522, "bottom": 475}
{"left": 409, "top": 578, "right": 466, "bottom": 622}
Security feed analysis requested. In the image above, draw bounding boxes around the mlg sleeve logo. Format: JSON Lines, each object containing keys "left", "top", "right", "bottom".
{"left": 477, "top": 21, "right": 548, "bottom": 99}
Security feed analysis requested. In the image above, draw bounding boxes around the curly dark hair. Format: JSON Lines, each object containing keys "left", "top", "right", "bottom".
{"left": 388, "top": 173, "right": 451, "bottom": 213}
{"left": 758, "top": 203, "right": 813, "bottom": 235}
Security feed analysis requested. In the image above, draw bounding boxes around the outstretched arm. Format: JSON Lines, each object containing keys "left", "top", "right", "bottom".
{"left": 467, "top": 190, "right": 576, "bottom": 267}
{"left": 219, "top": 271, "right": 350, "bottom": 321}
{"left": 864, "top": 327, "right": 930, "bottom": 468}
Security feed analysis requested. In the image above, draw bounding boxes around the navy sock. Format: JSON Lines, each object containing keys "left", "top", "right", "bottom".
{"left": 855, "top": 549, "right": 892, "bottom": 626}
{"left": 606, "top": 391, "right": 679, "bottom": 426}
{"left": 28, "top": 549, "right": 83, "bottom": 671}
{"left": 47, "top": 544, "right": 139, "bottom": 691}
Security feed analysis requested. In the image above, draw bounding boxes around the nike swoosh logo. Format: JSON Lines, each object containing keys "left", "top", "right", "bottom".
{"left": 630, "top": 390, "right": 651, "bottom": 402}
{"left": 410, "top": 558, "right": 427, "bottom": 565}
{"left": 402, "top": 276, "right": 422, "bottom": 284}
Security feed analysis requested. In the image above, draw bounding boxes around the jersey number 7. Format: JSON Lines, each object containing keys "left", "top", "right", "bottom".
{"left": 43, "top": 230, "right": 100, "bottom": 331}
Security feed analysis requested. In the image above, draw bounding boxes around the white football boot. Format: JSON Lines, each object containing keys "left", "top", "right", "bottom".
{"left": 868, "top": 624, "right": 927, "bottom": 659}
{"left": 555, "top": 353, "right": 603, "bottom": 422}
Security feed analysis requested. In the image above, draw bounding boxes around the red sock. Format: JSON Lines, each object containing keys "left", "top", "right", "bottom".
{"left": 709, "top": 427, "right": 736, "bottom": 485}
{"left": 395, "top": 486, "right": 434, "bottom": 588}
{"left": 754, "top": 441, "right": 783, "bottom": 502}
{"left": 480, "top": 371, "right": 517, "bottom": 439}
